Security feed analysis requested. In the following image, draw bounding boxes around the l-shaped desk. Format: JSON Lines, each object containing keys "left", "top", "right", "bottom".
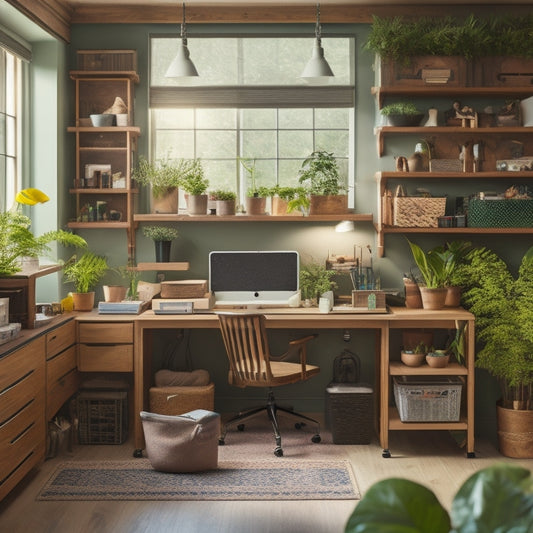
{"left": 133, "top": 306, "right": 475, "bottom": 458}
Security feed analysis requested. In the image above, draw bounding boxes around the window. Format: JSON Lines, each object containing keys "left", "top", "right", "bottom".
{"left": 0, "top": 29, "right": 29, "bottom": 211}
{"left": 150, "top": 35, "right": 355, "bottom": 206}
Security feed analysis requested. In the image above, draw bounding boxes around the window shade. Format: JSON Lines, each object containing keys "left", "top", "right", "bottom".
{"left": 0, "top": 27, "right": 31, "bottom": 62}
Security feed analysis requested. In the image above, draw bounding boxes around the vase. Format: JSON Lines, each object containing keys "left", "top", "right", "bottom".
{"left": 419, "top": 287, "right": 447, "bottom": 310}
{"left": 424, "top": 108, "right": 438, "bottom": 126}
{"left": 426, "top": 353, "right": 450, "bottom": 368}
{"left": 155, "top": 240, "right": 171, "bottom": 262}
{"left": 445, "top": 286, "right": 462, "bottom": 307}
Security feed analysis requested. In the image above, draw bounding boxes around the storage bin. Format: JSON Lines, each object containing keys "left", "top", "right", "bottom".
{"left": 326, "top": 382, "right": 374, "bottom": 444}
{"left": 393, "top": 376, "right": 462, "bottom": 422}
{"left": 149, "top": 383, "right": 215, "bottom": 416}
{"left": 467, "top": 198, "right": 533, "bottom": 228}
{"left": 77, "top": 390, "right": 128, "bottom": 444}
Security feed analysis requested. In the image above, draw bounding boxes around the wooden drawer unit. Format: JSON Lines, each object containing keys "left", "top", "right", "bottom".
{"left": 47, "top": 345, "right": 79, "bottom": 420}
{"left": 77, "top": 321, "right": 134, "bottom": 372}
{"left": 46, "top": 320, "right": 78, "bottom": 420}
{"left": 0, "top": 337, "right": 46, "bottom": 501}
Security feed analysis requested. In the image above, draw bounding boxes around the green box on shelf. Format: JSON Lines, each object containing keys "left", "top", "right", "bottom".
{"left": 468, "top": 198, "right": 533, "bottom": 228}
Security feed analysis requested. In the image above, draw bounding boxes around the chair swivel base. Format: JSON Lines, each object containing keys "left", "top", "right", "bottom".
{"left": 218, "top": 390, "right": 321, "bottom": 457}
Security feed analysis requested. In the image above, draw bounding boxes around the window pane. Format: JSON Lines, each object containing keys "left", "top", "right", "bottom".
{"left": 278, "top": 130, "right": 313, "bottom": 159}
{"left": 316, "top": 108, "right": 349, "bottom": 129}
{"left": 242, "top": 130, "right": 277, "bottom": 159}
{"left": 241, "top": 109, "right": 276, "bottom": 129}
{"left": 204, "top": 159, "right": 236, "bottom": 191}
{"left": 279, "top": 109, "right": 313, "bottom": 129}
{"left": 197, "top": 109, "right": 236, "bottom": 129}
{"left": 315, "top": 129, "right": 349, "bottom": 157}
{"left": 153, "top": 108, "right": 194, "bottom": 129}
{"left": 197, "top": 130, "right": 236, "bottom": 158}
{"left": 279, "top": 159, "right": 302, "bottom": 186}
{"left": 155, "top": 130, "right": 195, "bottom": 160}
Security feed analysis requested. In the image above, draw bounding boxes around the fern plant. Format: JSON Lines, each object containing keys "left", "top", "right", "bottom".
{"left": 456, "top": 246, "right": 533, "bottom": 410}
{"left": 63, "top": 252, "right": 109, "bottom": 294}
{"left": 299, "top": 262, "right": 338, "bottom": 301}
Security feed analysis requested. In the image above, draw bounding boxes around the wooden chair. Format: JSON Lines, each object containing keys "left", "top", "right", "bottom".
{"left": 217, "top": 312, "right": 321, "bottom": 457}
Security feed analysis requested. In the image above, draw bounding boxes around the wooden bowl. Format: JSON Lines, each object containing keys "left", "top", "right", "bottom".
{"left": 426, "top": 353, "right": 450, "bottom": 368}
{"left": 401, "top": 351, "right": 426, "bottom": 367}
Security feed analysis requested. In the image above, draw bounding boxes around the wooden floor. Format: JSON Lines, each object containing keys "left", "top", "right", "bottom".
{"left": 1, "top": 430, "right": 532, "bottom": 533}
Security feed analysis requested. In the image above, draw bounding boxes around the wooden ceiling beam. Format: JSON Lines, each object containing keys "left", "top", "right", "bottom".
{"left": 70, "top": 4, "right": 530, "bottom": 25}
{"left": 5, "top": 0, "right": 72, "bottom": 42}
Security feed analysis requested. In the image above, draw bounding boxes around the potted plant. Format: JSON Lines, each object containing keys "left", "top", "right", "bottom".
{"left": 298, "top": 150, "right": 348, "bottom": 215}
{"left": 0, "top": 188, "right": 87, "bottom": 277}
{"left": 426, "top": 348, "right": 450, "bottom": 368}
{"left": 132, "top": 155, "right": 186, "bottom": 214}
{"left": 400, "top": 341, "right": 427, "bottom": 367}
{"left": 407, "top": 240, "right": 448, "bottom": 309}
{"left": 62, "top": 251, "right": 109, "bottom": 311}
{"left": 210, "top": 189, "right": 237, "bottom": 216}
{"left": 269, "top": 186, "right": 306, "bottom": 217}
{"left": 345, "top": 463, "right": 533, "bottom": 533}
{"left": 179, "top": 159, "right": 209, "bottom": 216}
{"left": 239, "top": 158, "right": 269, "bottom": 215}
{"left": 299, "top": 261, "right": 338, "bottom": 307}
{"left": 457, "top": 245, "right": 533, "bottom": 457}
{"left": 107, "top": 260, "right": 141, "bottom": 302}
{"left": 142, "top": 225, "right": 179, "bottom": 263}
{"left": 380, "top": 102, "right": 424, "bottom": 127}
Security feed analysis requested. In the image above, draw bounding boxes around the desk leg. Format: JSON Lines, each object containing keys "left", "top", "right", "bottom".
{"left": 466, "top": 319, "right": 476, "bottom": 458}
{"left": 133, "top": 325, "right": 152, "bottom": 457}
{"left": 380, "top": 324, "right": 390, "bottom": 457}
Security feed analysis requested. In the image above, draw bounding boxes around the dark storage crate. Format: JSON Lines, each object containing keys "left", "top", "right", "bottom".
{"left": 326, "top": 383, "right": 374, "bottom": 444}
{"left": 77, "top": 390, "right": 128, "bottom": 444}
{"left": 468, "top": 198, "right": 533, "bottom": 228}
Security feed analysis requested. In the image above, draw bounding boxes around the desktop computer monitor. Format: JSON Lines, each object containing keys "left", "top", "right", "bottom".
{"left": 209, "top": 250, "right": 299, "bottom": 307}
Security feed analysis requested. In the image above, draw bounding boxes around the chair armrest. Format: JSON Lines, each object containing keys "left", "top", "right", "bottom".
{"left": 271, "top": 333, "right": 318, "bottom": 362}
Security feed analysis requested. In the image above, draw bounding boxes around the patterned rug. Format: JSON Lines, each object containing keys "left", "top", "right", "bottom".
{"left": 37, "top": 459, "right": 359, "bottom": 501}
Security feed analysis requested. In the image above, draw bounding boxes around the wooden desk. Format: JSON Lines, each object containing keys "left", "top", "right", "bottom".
{"left": 132, "top": 307, "right": 475, "bottom": 458}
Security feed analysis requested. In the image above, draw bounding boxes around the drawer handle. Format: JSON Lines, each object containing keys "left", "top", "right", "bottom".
{"left": 49, "top": 334, "right": 57, "bottom": 341}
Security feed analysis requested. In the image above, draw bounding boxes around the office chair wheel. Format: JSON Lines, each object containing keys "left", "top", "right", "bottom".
{"left": 274, "top": 446, "right": 284, "bottom": 457}
{"left": 382, "top": 449, "right": 391, "bottom": 458}
{"left": 295, "top": 422, "right": 306, "bottom": 430}
{"left": 133, "top": 449, "right": 143, "bottom": 458}
{"left": 311, "top": 434, "right": 321, "bottom": 444}
{"left": 237, "top": 424, "right": 245, "bottom": 431}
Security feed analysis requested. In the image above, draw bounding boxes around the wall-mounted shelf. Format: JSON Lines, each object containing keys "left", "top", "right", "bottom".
{"left": 134, "top": 213, "right": 374, "bottom": 223}
{"left": 134, "top": 262, "right": 189, "bottom": 271}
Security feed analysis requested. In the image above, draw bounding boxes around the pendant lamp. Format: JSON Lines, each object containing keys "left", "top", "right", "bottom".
{"left": 165, "top": 2, "right": 199, "bottom": 78}
{"left": 301, "top": 3, "right": 334, "bottom": 79}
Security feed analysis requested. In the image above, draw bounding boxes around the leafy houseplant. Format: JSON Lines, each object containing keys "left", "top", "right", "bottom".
{"left": 298, "top": 150, "right": 347, "bottom": 215}
{"left": 299, "top": 262, "right": 338, "bottom": 305}
{"left": 142, "top": 225, "right": 179, "bottom": 263}
{"left": 62, "top": 251, "right": 109, "bottom": 311}
{"left": 345, "top": 463, "right": 533, "bottom": 533}
{"left": 239, "top": 158, "right": 269, "bottom": 215}
{"left": 0, "top": 188, "right": 87, "bottom": 277}
{"left": 210, "top": 189, "right": 237, "bottom": 216}
{"left": 380, "top": 102, "right": 424, "bottom": 127}
{"left": 132, "top": 156, "right": 186, "bottom": 214}
{"left": 456, "top": 246, "right": 533, "bottom": 456}
{"left": 269, "top": 186, "right": 308, "bottom": 216}
{"left": 177, "top": 158, "right": 209, "bottom": 216}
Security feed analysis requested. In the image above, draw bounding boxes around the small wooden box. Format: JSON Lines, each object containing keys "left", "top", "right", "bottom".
{"left": 352, "top": 290, "right": 386, "bottom": 309}
{"left": 77, "top": 50, "right": 137, "bottom": 71}
{"left": 160, "top": 280, "right": 208, "bottom": 299}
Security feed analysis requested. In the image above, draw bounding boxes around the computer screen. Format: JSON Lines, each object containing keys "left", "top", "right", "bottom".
{"left": 209, "top": 250, "right": 299, "bottom": 307}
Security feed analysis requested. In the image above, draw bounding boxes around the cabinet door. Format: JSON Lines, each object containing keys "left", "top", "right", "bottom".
{"left": 78, "top": 322, "right": 133, "bottom": 344}
{"left": 46, "top": 320, "right": 76, "bottom": 359}
{"left": 78, "top": 344, "right": 133, "bottom": 372}
{"left": 47, "top": 345, "right": 79, "bottom": 420}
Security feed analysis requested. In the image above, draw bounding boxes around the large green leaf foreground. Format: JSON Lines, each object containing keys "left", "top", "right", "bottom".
{"left": 345, "top": 463, "right": 533, "bottom": 533}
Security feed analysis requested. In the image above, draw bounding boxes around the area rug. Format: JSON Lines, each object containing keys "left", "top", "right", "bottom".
{"left": 37, "top": 459, "right": 359, "bottom": 501}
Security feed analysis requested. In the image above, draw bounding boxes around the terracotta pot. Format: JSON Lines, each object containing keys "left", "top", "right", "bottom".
{"left": 400, "top": 351, "right": 426, "bottom": 367}
{"left": 103, "top": 285, "right": 127, "bottom": 302}
{"left": 445, "top": 285, "right": 462, "bottom": 307}
{"left": 309, "top": 194, "right": 348, "bottom": 215}
{"left": 151, "top": 187, "right": 178, "bottom": 214}
{"left": 426, "top": 353, "right": 450, "bottom": 368}
{"left": 245, "top": 196, "right": 267, "bottom": 215}
{"left": 72, "top": 292, "right": 95, "bottom": 311}
{"left": 216, "top": 199, "right": 236, "bottom": 216}
{"left": 419, "top": 287, "right": 447, "bottom": 310}
{"left": 404, "top": 279, "right": 423, "bottom": 308}
{"left": 497, "top": 402, "right": 533, "bottom": 458}
{"left": 186, "top": 194, "right": 208, "bottom": 216}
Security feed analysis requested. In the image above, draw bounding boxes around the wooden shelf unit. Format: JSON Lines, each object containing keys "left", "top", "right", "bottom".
{"left": 134, "top": 213, "right": 374, "bottom": 223}
{"left": 68, "top": 69, "right": 140, "bottom": 260}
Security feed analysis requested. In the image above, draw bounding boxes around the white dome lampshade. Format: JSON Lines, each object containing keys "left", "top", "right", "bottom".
{"left": 165, "top": 2, "right": 199, "bottom": 78}
{"left": 301, "top": 3, "right": 334, "bottom": 80}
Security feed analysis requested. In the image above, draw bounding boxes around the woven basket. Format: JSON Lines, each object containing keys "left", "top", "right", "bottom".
{"left": 149, "top": 383, "right": 215, "bottom": 416}
{"left": 393, "top": 195, "right": 446, "bottom": 227}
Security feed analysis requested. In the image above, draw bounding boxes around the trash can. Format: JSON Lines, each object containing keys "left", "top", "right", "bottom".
{"left": 326, "top": 382, "right": 374, "bottom": 444}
